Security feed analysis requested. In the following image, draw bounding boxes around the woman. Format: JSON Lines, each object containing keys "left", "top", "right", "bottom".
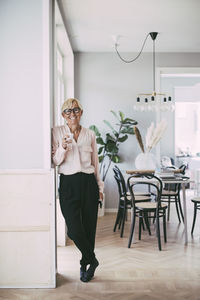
{"left": 52, "top": 98, "right": 104, "bottom": 282}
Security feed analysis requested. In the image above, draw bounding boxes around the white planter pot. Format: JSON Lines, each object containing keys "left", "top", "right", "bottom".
{"left": 135, "top": 152, "right": 157, "bottom": 170}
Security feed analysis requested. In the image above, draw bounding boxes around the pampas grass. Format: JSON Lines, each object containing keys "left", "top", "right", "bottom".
{"left": 145, "top": 120, "right": 167, "bottom": 152}
{"left": 134, "top": 126, "right": 144, "bottom": 153}
{"left": 134, "top": 120, "right": 167, "bottom": 153}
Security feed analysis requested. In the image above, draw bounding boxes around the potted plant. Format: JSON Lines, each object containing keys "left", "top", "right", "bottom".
{"left": 90, "top": 111, "right": 137, "bottom": 181}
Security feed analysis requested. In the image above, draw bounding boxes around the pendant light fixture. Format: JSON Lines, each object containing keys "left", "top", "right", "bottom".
{"left": 113, "top": 32, "right": 174, "bottom": 112}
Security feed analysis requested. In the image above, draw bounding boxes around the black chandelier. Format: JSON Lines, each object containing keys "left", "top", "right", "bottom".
{"left": 114, "top": 32, "right": 174, "bottom": 112}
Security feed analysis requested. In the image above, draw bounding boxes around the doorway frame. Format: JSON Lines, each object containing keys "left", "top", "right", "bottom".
{"left": 53, "top": 0, "right": 75, "bottom": 252}
{"left": 155, "top": 67, "right": 200, "bottom": 163}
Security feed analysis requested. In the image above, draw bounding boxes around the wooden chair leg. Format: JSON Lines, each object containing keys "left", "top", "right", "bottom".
{"left": 144, "top": 212, "right": 151, "bottom": 235}
{"left": 118, "top": 214, "right": 122, "bottom": 229}
{"left": 139, "top": 212, "right": 142, "bottom": 240}
{"left": 178, "top": 194, "right": 184, "bottom": 223}
{"left": 141, "top": 218, "right": 145, "bottom": 231}
{"left": 128, "top": 209, "right": 136, "bottom": 248}
{"left": 153, "top": 211, "right": 156, "bottom": 224}
{"left": 191, "top": 203, "right": 197, "bottom": 235}
{"left": 120, "top": 207, "right": 126, "bottom": 238}
{"left": 175, "top": 196, "right": 181, "bottom": 223}
{"left": 163, "top": 211, "right": 167, "bottom": 243}
{"left": 156, "top": 214, "right": 162, "bottom": 251}
{"left": 113, "top": 208, "right": 121, "bottom": 232}
{"left": 167, "top": 196, "right": 170, "bottom": 221}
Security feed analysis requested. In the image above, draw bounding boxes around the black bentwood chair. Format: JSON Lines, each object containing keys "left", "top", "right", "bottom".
{"left": 191, "top": 197, "right": 200, "bottom": 235}
{"left": 161, "top": 164, "right": 187, "bottom": 223}
{"left": 113, "top": 166, "right": 151, "bottom": 238}
{"left": 127, "top": 173, "right": 168, "bottom": 251}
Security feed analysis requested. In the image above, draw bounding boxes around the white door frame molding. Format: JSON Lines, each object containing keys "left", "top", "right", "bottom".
{"left": 156, "top": 67, "right": 200, "bottom": 163}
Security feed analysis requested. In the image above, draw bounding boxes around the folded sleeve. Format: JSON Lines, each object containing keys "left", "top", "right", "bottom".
{"left": 91, "top": 130, "right": 104, "bottom": 194}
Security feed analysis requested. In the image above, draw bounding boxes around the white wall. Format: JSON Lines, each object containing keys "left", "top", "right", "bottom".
{"left": 0, "top": 0, "right": 50, "bottom": 169}
{"left": 74, "top": 52, "right": 200, "bottom": 209}
{"left": 0, "top": 0, "right": 55, "bottom": 288}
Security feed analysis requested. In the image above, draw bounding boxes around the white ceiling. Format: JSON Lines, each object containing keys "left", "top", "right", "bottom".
{"left": 59, "top": 0, "right": 200, "bottom": 53}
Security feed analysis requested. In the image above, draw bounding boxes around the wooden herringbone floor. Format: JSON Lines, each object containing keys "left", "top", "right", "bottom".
{"left": 1, "top": 190, "right": 200, "bottom": 300}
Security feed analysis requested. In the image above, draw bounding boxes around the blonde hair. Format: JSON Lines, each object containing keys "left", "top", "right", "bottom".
{"left": 61, "top": 98, "right": 83, "bottom": 113}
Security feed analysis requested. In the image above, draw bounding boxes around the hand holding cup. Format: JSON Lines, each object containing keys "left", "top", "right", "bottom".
{"left": 62, "top": 133, "right": 73, "bottom": 150}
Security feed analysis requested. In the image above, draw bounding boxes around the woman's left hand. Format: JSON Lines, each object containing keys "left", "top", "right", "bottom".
{"left": 99, "top": 192, "right": 103, "bottom": 201}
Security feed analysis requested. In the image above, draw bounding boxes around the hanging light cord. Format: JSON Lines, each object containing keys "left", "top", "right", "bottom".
{"left": 153, "top": 39, "right": 155, "bottom": 92}
{"left": 114, "top": 33, "right": 151, "bottom": 64}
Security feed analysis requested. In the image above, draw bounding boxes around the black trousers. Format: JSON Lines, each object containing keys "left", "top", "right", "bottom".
{"left": 59, "top": 172, "right": 99, "bottom": 266}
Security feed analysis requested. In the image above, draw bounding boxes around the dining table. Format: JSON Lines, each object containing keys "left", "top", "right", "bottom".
{"left": 126, "top": 169, "right": 192, "bottom": 245}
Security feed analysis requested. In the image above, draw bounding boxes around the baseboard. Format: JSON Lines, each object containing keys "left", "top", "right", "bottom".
{"left": 0, "top": 284, "right": 56, "bottom": 289}
{"left": 105, "top": 208, "right": 118, "bottom": 213}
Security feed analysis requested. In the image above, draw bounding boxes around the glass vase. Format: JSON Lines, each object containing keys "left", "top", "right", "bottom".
{"left": 135, "top": 152, "right": 157, "bottom": 170}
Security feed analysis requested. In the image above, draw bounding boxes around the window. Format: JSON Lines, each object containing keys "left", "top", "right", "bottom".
{"left": 175, "top": 102, "right": 200, "bottom": 156}
{"left": 56, "top": 47, "right": 64, "bottom": 125}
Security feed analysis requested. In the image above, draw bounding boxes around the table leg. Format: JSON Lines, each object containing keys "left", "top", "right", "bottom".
{"left": 182, "top": 183, "right": 188, "bottom": 245}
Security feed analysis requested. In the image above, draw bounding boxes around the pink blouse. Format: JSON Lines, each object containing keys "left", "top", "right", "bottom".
{"left": 52, "top": 125, "right": 104, "bottom": 193}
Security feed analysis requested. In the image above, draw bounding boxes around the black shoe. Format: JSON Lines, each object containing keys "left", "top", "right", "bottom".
{"left": 84, "top": 258, "right": 99, "bottom": 282}
{"left": 80, "top": 265, "right": 87, "bottom": 282}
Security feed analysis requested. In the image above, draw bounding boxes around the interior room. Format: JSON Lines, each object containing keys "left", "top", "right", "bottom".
{"left": 1, "top": 0, "right": 200, "bottom": 299}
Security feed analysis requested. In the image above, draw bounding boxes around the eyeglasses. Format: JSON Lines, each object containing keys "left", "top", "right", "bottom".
{"left": 64, "top": 107, "right": 81, "bottom": 115}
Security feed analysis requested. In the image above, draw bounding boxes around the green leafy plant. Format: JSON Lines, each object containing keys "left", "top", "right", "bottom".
{"left": 89, "top": 111, "right": 137, "bottom": 181}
